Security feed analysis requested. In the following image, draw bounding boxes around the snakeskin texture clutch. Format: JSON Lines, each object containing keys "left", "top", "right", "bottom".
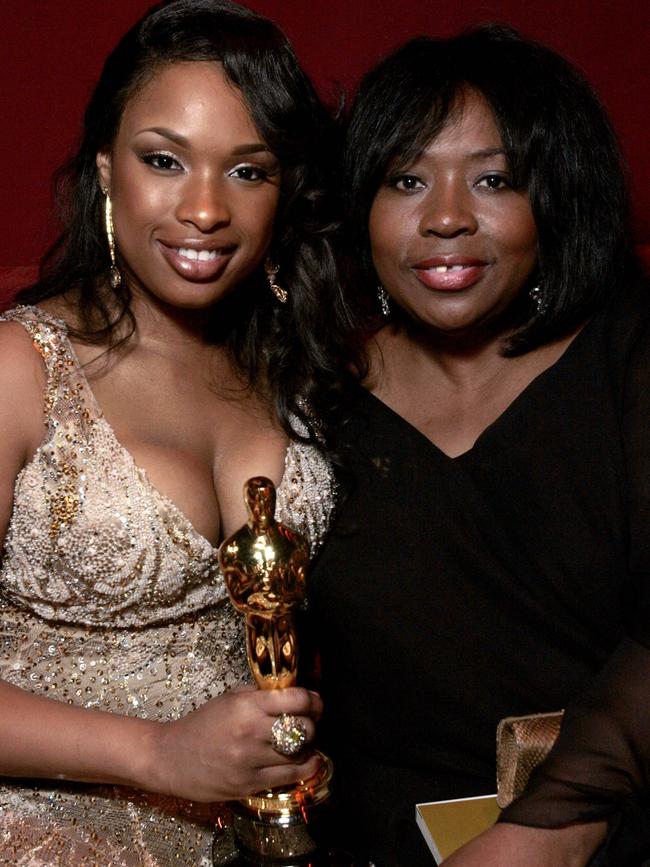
{"left": 496, "top": 711, "right": 564, "bottom": 808}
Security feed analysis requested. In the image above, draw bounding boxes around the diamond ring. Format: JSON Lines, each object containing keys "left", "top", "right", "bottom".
{"left": 270, "top": 713, "right": 308, "bottom": 756}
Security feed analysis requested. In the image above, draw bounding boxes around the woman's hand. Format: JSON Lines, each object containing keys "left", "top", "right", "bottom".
{"left": 144, "top": 686, "right": 324, "bottom": 802}
{"left": 441, "top": 821, "right": 607, "bottom": 867}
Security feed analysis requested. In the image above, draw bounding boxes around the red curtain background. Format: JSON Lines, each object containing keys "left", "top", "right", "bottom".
{"left": 1, "top": 0, "right": 648, "bottom": 278}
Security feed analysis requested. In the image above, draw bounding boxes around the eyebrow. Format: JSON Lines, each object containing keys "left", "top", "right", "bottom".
{"left": 468, "top": 147, "right": 506, "bottom": 160}
{"left": 135, "top": 127, "right": 270, "bottom": 156}
{"left": 232, "top": 143, "right": 271, "bottom": 155}
{"left": 138, "top": 127, "right": 190, "bottom": 147}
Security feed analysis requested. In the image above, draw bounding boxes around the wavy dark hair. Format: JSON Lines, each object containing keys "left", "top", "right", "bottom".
{"left": 343, "top": 24, "right": 638, "bottom": 355}
{"left": 18, "top": 0, "right": 344, "bottom": 443}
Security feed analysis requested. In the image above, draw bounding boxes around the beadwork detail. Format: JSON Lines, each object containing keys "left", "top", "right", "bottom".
{"left": 0, "top": 305, "right": 337, "bottom": 866}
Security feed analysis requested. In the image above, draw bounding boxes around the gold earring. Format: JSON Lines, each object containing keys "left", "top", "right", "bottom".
{"left": 101, "top": 187, "right": 122, "bottom": 288}
{"left": 265, "top": 260, "right": 288, "bottom": 304}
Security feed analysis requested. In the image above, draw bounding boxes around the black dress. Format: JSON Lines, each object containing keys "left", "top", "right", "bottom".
{"left": 307, "top": 282, "right": 650, "bottom": 866}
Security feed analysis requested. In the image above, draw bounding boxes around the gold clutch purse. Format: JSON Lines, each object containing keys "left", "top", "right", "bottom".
{"left": 496, "top": 711, "right": 564, "bottom": 808}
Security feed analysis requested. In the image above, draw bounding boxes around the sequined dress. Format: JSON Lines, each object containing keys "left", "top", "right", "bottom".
{"left": 0, "top": 305, "right": 336, "bottom": 867}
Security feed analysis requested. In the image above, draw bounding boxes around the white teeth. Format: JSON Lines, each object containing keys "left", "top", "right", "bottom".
{"left": 432, "top": 264, "right": 467, "bottom": 272}
{"left": 176, "top": 247, "right": 219, "bottom": 262}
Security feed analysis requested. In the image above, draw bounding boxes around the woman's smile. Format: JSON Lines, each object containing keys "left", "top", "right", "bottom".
{"left": 156, "top": 239, "right": 237, "bottom": 282}
{"left": 411, "top": 255, "right": 489, "bottom": 291}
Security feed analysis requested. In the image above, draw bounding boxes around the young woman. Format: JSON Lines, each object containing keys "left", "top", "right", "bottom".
{"left": 0, "top": 1, "right": 339, "bottom": 863}
{"left": 308, "top": 25, "right": 650, "bottom": 867}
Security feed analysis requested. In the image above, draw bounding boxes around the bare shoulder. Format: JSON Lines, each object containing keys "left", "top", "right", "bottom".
{"left": 0, "top": 320, "right": 47, "bottom": 455}
{"left": 0, "top": 320, "right": 47, "bottom": 541}
{"left": 0, "top": 319, "right": 47, "bottom": 392}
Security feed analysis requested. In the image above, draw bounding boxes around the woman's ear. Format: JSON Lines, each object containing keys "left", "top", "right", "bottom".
{"left": 96, "top": 149, "right": 112, "bottom": 192}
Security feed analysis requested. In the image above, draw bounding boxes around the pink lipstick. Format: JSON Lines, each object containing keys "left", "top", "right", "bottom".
{"left": 411, "top": 256, "right": 487, "bottom": 291}
{"left": 157, "top": 240, "right": 236, "bottom": 282}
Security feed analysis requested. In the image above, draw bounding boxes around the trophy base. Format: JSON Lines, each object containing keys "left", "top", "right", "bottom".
{"left": 212, "top": 817, "right": 355, "bottom": 867}
{"left": 213, "top": 753, "right": 339, "bottom": 865}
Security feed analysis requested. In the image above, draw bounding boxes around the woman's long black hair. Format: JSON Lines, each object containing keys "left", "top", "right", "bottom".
{"left": 343, "top": 24, "right": 638, "bottom": 355}
{"left": 17, "top": 0, "right": 346, "bottom": 444}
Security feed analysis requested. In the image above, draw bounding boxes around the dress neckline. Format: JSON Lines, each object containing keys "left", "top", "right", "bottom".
{"left": 26, "top": 304, "right": 291, "bottom": 555}
{"left": 360, "top": 314, "right": 595, "bottom": 463}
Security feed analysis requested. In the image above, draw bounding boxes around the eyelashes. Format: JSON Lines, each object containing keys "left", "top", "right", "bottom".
{"left": 228, "top": 165, "right": 271, "bottom": 182}
{"left": 475, "top": 173, "right": 512, "bottom": 190}
{"left": 139, "top": 151, "right": 183, "bottom": 172}
{"left": 387, "top": 173, "right": 425, "bottom": 192}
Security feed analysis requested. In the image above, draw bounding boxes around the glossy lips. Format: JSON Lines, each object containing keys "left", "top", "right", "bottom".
{"left": 157, "top": 240, "right": 236, "bottom": 281}
{"left": 411, "top": 256, "right": 488, "bottom": 291}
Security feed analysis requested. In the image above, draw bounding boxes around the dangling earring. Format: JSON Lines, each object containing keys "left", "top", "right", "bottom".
{"left": 529, "top": 284, "right": 547, "bottom": 316}
{"left": 101, "top": 186, "right": 122, "bottom": 289}
{"left": 265, "top": 260, "right": 288, "bottom": 303}
{"left": 377, "top": 285, "right": 391, "bottom": 317}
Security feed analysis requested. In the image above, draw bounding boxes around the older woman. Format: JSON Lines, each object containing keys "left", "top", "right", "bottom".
{"left": 308, "top": 25, "right": 650, "bottom": 867}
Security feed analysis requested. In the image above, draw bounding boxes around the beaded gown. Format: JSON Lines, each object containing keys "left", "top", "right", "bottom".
{"left": 0, "top": 305, "right": 336, "bottom": 867}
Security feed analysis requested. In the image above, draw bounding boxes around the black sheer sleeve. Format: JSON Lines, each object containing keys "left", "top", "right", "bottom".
{"left": 500, "top": 639, "right": 650, "bottom": 863}
{"left": 501, "top": 638, "right": 650, "bottom": 821}
{"left": 500, "top": 293, "right": 650, "bottom": 863}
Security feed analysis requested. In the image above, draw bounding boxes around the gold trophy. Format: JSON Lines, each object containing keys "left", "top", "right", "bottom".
{"left": 215, "top": 476, "right": 333, "bottom": 865}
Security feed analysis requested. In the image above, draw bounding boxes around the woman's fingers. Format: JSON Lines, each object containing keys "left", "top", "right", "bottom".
{"left": 257, "top": 687, "right": 323, "bottom": 720}
{"left": 254, "top": 752, "right": 324, "bottom": 792}
{"left": 225, "top": 687, "right": 321, "bottom": 748}
{"left": 252, "top": 688, "right": 322, "bottom": 758}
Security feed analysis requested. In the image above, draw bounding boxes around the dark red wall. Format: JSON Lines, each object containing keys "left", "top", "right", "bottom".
{"left": 1, "top": 0, "right": 648, "bottom": 268}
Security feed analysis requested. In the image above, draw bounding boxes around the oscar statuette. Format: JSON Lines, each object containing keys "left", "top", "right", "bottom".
{"left": 212, "top": 477, "right": 337, "bottom": 866}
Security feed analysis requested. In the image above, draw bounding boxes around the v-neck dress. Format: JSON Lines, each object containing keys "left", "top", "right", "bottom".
{"left": 307, "top": 280, "right": 650, "bottom": 865}
{"left": 0, "top": 305, "right": 336, "bottom": 866}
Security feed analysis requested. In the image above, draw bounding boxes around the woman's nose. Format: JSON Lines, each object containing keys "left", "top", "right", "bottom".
{"left": 175, "top": 173, "right": 231, "bottom": 233}
{"left": 418, "top": 181, "right": 478, "bottom": 238}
